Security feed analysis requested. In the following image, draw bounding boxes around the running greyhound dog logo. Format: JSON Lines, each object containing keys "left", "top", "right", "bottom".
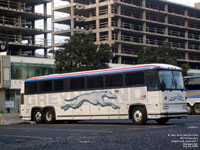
{"left": 169, "top": 95, "right": 184, "bottom": 101}
{"left": 61, "top": 91, "right": 120, "bottom": 111}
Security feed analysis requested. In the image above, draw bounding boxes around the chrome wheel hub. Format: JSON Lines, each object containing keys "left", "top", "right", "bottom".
{"left": 46, "top": 111, "right": 53, "bottom": 121}
{"left": 35, "top": 112, "right": 42, "bottom": 121}
{"left": 134, "top": 110, "right": 143, "bottom": 122}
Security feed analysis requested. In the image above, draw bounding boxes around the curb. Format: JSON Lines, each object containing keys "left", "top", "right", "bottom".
{"left": 0, "top": 113, "right": 34, "bottom": 125}
{"left": 0, "top": 113, "right": 24, "bottom": 125}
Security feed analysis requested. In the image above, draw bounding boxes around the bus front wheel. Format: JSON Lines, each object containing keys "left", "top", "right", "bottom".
{"left": 33, "top": 109, "right": 44, "bottom": 124}
{"left": 187, "top": 104, "right": 193, "bottom": 115}
{"left": 44, "top": 108, "right": 55, "bottom": 124}
{"left": 194, "top": 104, "right": 200, "bottom": 114}
{"left": 131, "top": 106, "right": 147, "bottom": 125}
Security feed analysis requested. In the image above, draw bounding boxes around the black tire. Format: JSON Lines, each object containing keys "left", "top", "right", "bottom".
{"left": 156, "top": 118, "right": 169, "bottom": 125}
{"left": 33, "top": 109, "right": 44, "bottom": 124}
{"left": 187, "top": 104, "right": 193, "bottom": 115}
{"left": 194, "top": 104, "right": 200, "bottom": 114}
{"left": 44, "top": 108, "right": 56, "bottom": 124}
{"left": 131, "top": 106, "right": 147, "bottom": 125}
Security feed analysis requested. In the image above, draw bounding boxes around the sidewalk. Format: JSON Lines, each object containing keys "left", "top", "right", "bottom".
{"left": 0, "top": 113, "right": 27, "bottom": 125}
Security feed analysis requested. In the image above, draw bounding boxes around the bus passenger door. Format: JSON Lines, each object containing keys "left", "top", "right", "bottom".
{"left": 145, "top": 70, "right": 161, "bottom": 116}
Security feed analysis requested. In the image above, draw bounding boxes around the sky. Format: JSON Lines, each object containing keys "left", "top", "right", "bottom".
{"left": 50, "top": 0, "right": 200, "bottom": 7}
{"left": 168, "top": 0, "right": 199, "bottom": 6}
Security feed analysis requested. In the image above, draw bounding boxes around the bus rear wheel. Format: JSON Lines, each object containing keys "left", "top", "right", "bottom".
{"left": 194, "top": 104, "right": 200, "bottom": 114}
{"left": 33, "top": 109, "right": 44, "bottom": 124}
{"left": 131, "top": 107, "right": 147, "bottom": 125}
{"left": 44, "top": 108, "right": 55, "bottom": 124}
{"left": 156, "top": 118, "right": 169, "bottom": 125}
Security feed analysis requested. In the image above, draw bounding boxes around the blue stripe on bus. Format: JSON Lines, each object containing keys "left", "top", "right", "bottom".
{"left": 188, "top": 95, "right": 200, "bottom": 98}
{"left": 187, "top": 90, "right": 200, "bottom": 98}
{"left": 25, "top": 66, "right": 156, "bottom": 83}
{"left": 187, "top": 90, "right": 200, "bottom": 93}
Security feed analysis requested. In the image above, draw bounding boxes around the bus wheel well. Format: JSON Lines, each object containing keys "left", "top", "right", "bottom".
{"left": 128, "top": 104, "right": 147, "bottom": 119}
{"left": 43, "top": 106, "right": 55, "bottom": 113}
{"left": 31, "top": 106, "right": 55, "bottom": 121}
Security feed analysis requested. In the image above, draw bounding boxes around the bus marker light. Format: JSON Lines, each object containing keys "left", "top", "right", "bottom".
{"left": 183, "top": 104, "right": 187, "bottom": 109}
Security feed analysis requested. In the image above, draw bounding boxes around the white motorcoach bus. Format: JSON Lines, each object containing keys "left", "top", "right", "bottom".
{"left": 184, "top": 76, "right": 200, "bottom": 114}
{"left": 20, "top": 64, "right": 188, "bottom": 125}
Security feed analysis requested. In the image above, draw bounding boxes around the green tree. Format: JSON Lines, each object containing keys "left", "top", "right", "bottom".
{"left": 138, "top": 43, "right": 189, "bottom": 75}
{"left": 54, "top": 33, "right": 112, "bottom": 73}
{"left": 138, "top": 43, "right": 177, "bottom": 65}
{"left": 181, "top": 63, "right": 190, "bottom": 77}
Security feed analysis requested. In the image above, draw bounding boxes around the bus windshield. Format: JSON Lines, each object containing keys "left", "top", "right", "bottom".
{"left": 159, "top": 70, "right": 184, "bottom": 90}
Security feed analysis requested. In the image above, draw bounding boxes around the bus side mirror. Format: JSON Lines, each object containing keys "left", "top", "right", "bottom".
{"left": 160, "top": 81, "right": 166, "bottom": 91}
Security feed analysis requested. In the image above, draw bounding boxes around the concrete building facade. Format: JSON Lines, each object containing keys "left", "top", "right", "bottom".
{"left": 52, "top": 0, "right": 200, "bottom": 70}
{"left": 0, "top": 0, "right": 54, "bottom": 113}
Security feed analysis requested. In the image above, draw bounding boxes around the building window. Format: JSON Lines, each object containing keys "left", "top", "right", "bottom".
{"left": 11, "top": 62, "right": 55, "bottom": 80}
{"left": 11, "top": 63, "right": 28, "bottom": 79}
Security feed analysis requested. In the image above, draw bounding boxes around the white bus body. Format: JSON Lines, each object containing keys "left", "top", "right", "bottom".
{"left": 20, "top": 64, "right": 187, "bottom": 124}
{"left": 184, "top": 76, "right": 200, "bottom": 114}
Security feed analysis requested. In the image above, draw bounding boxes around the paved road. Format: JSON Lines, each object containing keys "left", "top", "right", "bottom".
{"left": 0, "top": 116, "right": 200, "bottom": 150}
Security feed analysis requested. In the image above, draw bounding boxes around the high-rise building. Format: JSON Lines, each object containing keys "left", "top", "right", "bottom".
{"left": 52, "top": 0, "right": 200, "bottom": 70}
{"left": 0, "top": 0, "right": 54, "bottom": 113}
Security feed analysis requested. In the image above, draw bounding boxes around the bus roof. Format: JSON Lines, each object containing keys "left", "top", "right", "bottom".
{"left": 25, "top": 64, "right": 181, "bottom": 82}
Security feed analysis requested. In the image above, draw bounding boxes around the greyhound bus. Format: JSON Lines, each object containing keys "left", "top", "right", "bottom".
{"left": 184, "top": 76, "right": 200, "bottom": 114}
{"left": 20, "top": 64, "right": 188, "bottom": 125}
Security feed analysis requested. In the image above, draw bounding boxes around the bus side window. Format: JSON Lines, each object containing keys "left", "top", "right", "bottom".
{"left": 185, "top": 78, "right": 200, "bottom": 90}
{"left": 87, "top": 76, "right": 103, "bottom": 89}
{"left": 39, "top": 80, "right": 53, "bottom": 93}
{"left": 25, "top": 82, "right": 38, "bottom": 94}
{"left": 125, "top": 71, "right": 144, "bottom": 86}
{"left": 145, "top": 71, "right": 159, "bottom": 91}
{"left": 105, "top": 74, "right": 123, "bottom": 87}
{"left": 70, "top": 77, "right": 85, "bottom": 90}
{"left": 54, "top": 79, "right": 64, "bottom": 92}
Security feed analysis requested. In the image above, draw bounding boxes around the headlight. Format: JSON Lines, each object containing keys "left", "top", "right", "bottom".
{"left": 183, "top": 104, "right": 187, "bottom": 109}
{"left": 163, "top": 105, "right": 169, "bottom": 109}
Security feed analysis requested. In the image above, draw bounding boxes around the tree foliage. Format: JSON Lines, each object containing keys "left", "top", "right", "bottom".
{"left": 181, "top": 63, "right": 190, "bottom": 77}
{"left": 138, "top": 43, "right": 177, "bottom": 65}
{"left": 138, "top": 44, "right": 189, "bottom": 76}
{"left": 54, "top": 33, "right": 112, "bottom": 73}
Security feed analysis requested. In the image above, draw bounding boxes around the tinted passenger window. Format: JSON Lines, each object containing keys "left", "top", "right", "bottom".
{"left": 126, "top": 72, "right": 144, "bottom": 86}
{"left": 70, "top": 77, "right": 85, "bottom": 90}
{"left": 87, "top": 76, "right": 103, "bottom": 89}
{"left": 39, "top": 80, "right": 53, "bottom": 93}
{"left": 54, "top": 79, "right": 64, "bottom": 91}
{"left": 185, "top": 78, "right": 200, "bottom": 90}
{"left": 25, "top": 82, "right": 38, "bottom": 94}
{"left": 105, "top": 74, "right": 123, "bottom": 87}
{"left": 145, "top": 71, "right": 159, "bottom": 91}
